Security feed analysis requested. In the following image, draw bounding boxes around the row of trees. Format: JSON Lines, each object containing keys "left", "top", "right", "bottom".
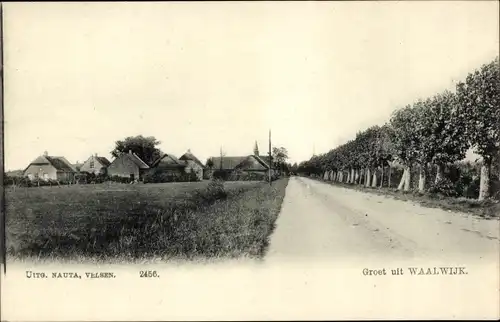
{"left": 298, "top": 57, "right": 499, "bottom": 200}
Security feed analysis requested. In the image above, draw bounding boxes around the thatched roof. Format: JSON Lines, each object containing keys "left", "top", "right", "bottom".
{"left": 151, "top": 153, "right": 185, "bottom": 169}
{"left": 179, "top": 150, "right": 205, "bottom": 168}
{"left": 210, "top": 155, "right": 270, "bottom": 170}
{"left": 25, "top": 155, "right": 77, "bottom": 173}
{"left": 210, "top": 156, "right": 248, "bottom": 170}
{"left": 119, "top": 153, "right": 150, "bottom": 169}
{"left": 95, "top": 156, "right": 111, "bottom": 166}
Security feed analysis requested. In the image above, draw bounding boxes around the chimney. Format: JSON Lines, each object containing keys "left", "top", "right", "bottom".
{"left": 95, "top": 153, "right": 98, "bottom": 157}
{"left": 187, "top": 149, "right": 191, "bottom": 153}
{"left": 43, "top": 151, "right": 48, "bottom": 156}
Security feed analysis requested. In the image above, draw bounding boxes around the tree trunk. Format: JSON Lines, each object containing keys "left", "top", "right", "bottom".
{"left": 371, "top": 168, "right": 378, "bottom": 188}
{"left": 355, "top": 169, "right": 360, "bottom": 184}
{"left": 380, "top": 166, "right": 384, "bottom": 188}
{"left": 403, "top": 165, "right": 411, "bottom": 191}
{"left": 350, "top": 168, "right": 355, "bottom": 184}
{"left": 479, "top": 158, "right": 491, "bottom": 201}
{"left": 339, "top": 171, "right": 344, "bottom": 183}
{"left": 435, "top": 163, "right": 444, "bottom": 184}
{"left": 365, "top": 168, "right": 371, "bottom": 187}
{"left": 346, "top": 171, "right": 351, "bottom": 184}
{"left": 397, "top": 166, "right": 406, "bottom": 190}
{"left": 418, "top": 164, "right": 426, "bottom": 192}
{"left": 388, "top": 166, "right": 392, "bottom": 188}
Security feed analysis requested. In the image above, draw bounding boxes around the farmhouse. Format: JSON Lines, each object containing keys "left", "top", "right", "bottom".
{"left": 23, "top": 152, "right": 77, "bottom": 182}
{"left": 208, "top": 142, "right": 273, "bottom": 180}
{"left": 179, "top": 149, "right": 205, "bottom": 181}
{"left": 107, "top": 150, "right": 150, "bottom": 181}
{"left": 149, "top": 153, "right": 186, "bottom": 180}
{"left": 147, "top": 150, "right": 205, "bottom": 181}
{"left": 79, "top": 154, "right": 111, "bottom": 175}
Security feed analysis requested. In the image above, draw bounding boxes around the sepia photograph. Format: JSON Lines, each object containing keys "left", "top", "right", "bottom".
{"left": 1, "top": 1, "right": 499, "bottom": 320}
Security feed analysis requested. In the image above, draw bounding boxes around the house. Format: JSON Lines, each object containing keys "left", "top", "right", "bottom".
{"left": 79, "top": 153, "right": 111, "bottom": 175}
{"left": 149, "top": 153, "right": 186, "bottom": 180}
{"left": 179, "top": 149, "right": 205, "bottom": 181}
{"left": 23, "top": 152, "right": 77, "bottom": 182}
{"left": 207, "top": 142, "right": 274, "bottom": 180}
{"left": 107, "top": 150, "right": 150, "bottom": 181}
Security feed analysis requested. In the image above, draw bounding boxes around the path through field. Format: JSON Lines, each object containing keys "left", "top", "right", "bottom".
{"left": 266, "top": 177, "right": 500, "bottom": 263}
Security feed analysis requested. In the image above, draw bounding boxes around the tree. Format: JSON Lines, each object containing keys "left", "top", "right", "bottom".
{"left": 111, "top": 135, "right": 162, "bottom": 166}
{"left": 428, "top": 91, "right": 469, "bottom": 183}
{"left": 272, "top": 147, "right": 289, "bottom": 175}
{"left": 456, "top": 57, "right": 500, "bottom": 200}
{"left": 206, "top": 158, "right": 214, "bottom": 169}
{"left": 390, "top": 105, "right": 420, "bottom": 191}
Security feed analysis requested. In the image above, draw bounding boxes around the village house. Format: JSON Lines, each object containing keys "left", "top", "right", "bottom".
{"left": 179, "top": 149, "right": 205, "bottom": 181}
{"left": 208, "top": 142, "right": 274, "bottom": 180}
{"left": 107, "top": 150, "right": 150, "bottom": 181}
{"left": 147, "top": 149, "right": 205, "bottom": 181}
{"left": 79, "top": 153, "right": 111, "bottom": 175}
{"left": 23, "top": 151, "right": 77, "bottom": 182}
{"left": 149, "top": 153, "right": 186, "bottom": 180}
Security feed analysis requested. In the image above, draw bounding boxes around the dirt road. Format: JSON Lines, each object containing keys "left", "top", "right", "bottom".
{"left": 267, "top": 177, "right": 499, "bottom": 263}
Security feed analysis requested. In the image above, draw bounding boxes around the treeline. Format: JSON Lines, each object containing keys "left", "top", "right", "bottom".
{"left": 297, "top": 57, "right": 499, "bottom": 201}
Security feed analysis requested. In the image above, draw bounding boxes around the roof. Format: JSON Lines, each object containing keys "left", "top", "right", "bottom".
{"left": 255, "top": 155, "right": 272, "bottom": 168}
{"left": 95, "top": 156, "right": 111, "bottom": 167}
{"left": 179, "top": 150, "right": 205, "bottom": 168}
{"left": 46, "top": 156, "right": 77, "bottom": 172}
{"left": 209, "top": 155, "right": 271, "bottom": 170}
{"left": 25, "top": 155, "right": 77, "bottom": 173}
{"left": 151, "top": 153, "right": 185, "bottom": 169}
{"left": 210, "top": 156, "right": 249, "bottom": 170}
{"left": 113, "top": 152, "right": 150, "bottom": 169}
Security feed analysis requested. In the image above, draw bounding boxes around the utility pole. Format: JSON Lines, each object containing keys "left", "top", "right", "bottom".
{"left": 268, "top": 129, "right": 272, "bottom": 185}
{"left": 219, "top": 146, "right": 223, "bottom": 170}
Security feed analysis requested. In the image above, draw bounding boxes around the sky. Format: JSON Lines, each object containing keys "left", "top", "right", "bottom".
{"left": 3, "top": 1, "right": 499, "bottom": 170}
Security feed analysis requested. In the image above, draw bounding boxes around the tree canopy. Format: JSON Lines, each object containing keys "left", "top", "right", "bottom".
{"left": 111, "top": 135, "right": 162, "bottom": 166}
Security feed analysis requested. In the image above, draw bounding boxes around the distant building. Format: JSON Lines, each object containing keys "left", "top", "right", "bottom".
{"left": 23, "top": 151, "right": 77, "bottom": 182}
{"left": 79, "top": 154, "right": 111, "bottom": 175}
{"left": 107, "top": 150, "right": 150, "bottom": 181}
{"left": 179, "top": 149, "right": 205, "bottom": 181}
{"left": 149, "top": 153, "right": 186, "bottom": 180}
{"left": 208, "top": 142, "right": 274, "bottom": 180}
{"left": 148, "top": 149, "right": 205, "bottom": 181}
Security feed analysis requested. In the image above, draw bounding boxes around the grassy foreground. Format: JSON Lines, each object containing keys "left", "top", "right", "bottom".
{"left": 6, "top": 179, "right": 289, "bottom": 262}
{"left": 314, "top": 178, "right": 499, "bottom": 219}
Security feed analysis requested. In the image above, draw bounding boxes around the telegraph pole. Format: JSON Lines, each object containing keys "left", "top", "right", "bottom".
{"left": 268, "top": 129, "right": 272, "bottom": 185}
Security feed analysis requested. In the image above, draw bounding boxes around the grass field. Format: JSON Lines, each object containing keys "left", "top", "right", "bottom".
{"left": 6, "top": 179, "right": 289, "bottom": 262}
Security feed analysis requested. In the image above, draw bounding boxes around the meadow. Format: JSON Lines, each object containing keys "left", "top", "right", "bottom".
{"left": 5, "top": 179, "right": 289, "bottom": 262}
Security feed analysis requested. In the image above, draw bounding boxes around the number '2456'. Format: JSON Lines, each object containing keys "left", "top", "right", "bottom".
{"left": 139, "top": 270, "right": 159, "bottom": 278}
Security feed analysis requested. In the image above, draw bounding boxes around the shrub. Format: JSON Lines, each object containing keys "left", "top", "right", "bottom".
{"left": 143, "top": 169, "right": 199, "bottom": 183}
{"left": 428, "top": 177, "right": 461, "bottom": 198}
{"left": 206, "top": 178, "right": 226, "bottom": 199}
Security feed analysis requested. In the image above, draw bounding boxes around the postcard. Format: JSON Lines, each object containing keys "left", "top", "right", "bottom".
{"left": 1, "top": 1, "right": 499, "bottom": 320}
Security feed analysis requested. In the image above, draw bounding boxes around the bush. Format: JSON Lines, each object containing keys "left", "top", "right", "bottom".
{"left": 4, "top": 175, "right": 31, "bottom": 187}
{"left": 192, "top": 178, "right": 227, "bottom": 204}
{"left": 212, "top": 169, "right": 231, "bottom": 181}
{"left": 143, "top": 169, "right": 199, "bottom": 183}
{"left": 107, "top": 175, "right": 133, "bottom": 184}
{"left": 228, "top": 171, "right": 269, "bottom": 181}
{"left": 428, "top": 177, "right": 461, "bottom": 198}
